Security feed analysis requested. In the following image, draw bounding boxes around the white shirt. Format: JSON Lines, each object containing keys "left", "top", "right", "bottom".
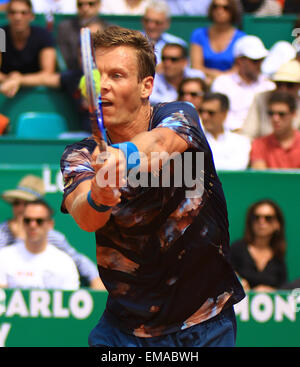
{"left": 31, "top": 0, "right": 77, "bottom": 14}
{"left": 166, "top": 0, "right": 212, "bottom": 15}
{"left": 211, "top": 72, "right": 275, "bottom": 131}
{"left": 100, "top": 0, "right": 151, "bottom": 15}
{"left": 205, "top": 129, "right": 251, "bottom": 170}
{"left": 0, "top": 242, "right": 80, "bottom": 290}
{"left": 150, "top": 67, "right": 205, "bottom": 105}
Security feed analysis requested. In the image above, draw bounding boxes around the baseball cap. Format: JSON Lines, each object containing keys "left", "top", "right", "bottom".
{"left": 1, "top": 175, "right": 45, "bottom": 203}
{"left": 272, "top": 59, "right": 300, "bottom": 83}
{"left": 233, "top": 35, "right": 269, "bottom": 60}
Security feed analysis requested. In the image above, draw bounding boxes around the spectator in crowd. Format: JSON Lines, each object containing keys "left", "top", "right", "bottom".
{"left": 190, "top": 0, "right": 245, "bottom": 84}
{"left": 243, "top": 59, "right": 300, "bottom": 139}
{"left": 283, "top": 0, "right": 300, "bottom": 13}
{"left": 100, "top": 0, "right": 151, "bottom": 15}
{"left": 230, "top": 199, "right": 287, "bottom": 292}
{"left": 177, "top": 77, "right": 207, "bottom": 116}
{"left": 141, "top": 0, "right": 187, "bottom": 66}
{"left": 0, "top": 0, "right": 8, "bottom": 11}
{"left": 166, "top": 0, "right": 212, "bottom": 15}
{"left": 57, "top": 0, "right": 109, "bottom": 71}
{"left": 261, "top": 41, "right": 297, "bottom": 78}
{"left": 0, "top": 199, "right": 80, "bottom": 290}
{"left": 250, "top": 91, "right": 300, "bottom": 169}
{"left": 32, "top": 19, "right": 105, "bottom": 133}
{"left": 211, "top": 35, "right": 275, "bottom": 131}
{"left": 150, "top": 43, "right": 205, "bottom": 105}
{"left": 0, "top": 175, "right": 104, "bottom": 289}
{"left": 240, "top": 0, "right": 282, "bottom": 15}
{"left": 30, "top": 0, "right": 77, "bottom": 14}
{"left": 0, "top": 0, "right": 56, "bottom": 98}
{"left": 200, "top": 92, "right": 251, "bottom": 170}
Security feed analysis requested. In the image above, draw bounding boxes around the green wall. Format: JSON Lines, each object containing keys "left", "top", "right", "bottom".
{"left": 0, "top": 164, "right": 299, "bottom": 283}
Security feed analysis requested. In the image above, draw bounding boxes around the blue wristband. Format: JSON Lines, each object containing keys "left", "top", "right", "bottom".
{"left": 111, "top": 142, "right": 140, "bottom": 173}
{"left": 87, "top": 190, "right": 111, "bottom": 212}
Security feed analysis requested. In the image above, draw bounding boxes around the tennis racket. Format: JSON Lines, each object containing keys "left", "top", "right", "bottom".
{"left": 80, "top": 27, "right": 107, "bottom": 152}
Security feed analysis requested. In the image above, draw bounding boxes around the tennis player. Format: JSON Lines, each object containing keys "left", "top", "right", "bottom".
{"left": 60, "top": 26, "right": 245, "bottom": 347}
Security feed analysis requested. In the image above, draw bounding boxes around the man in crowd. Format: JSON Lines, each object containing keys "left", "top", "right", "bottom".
{"left": 243, "top": 59, "right": 300, "bottom": 139}
{"left": 0, "top": 200, "right": 80, "bottom": 289}
{"left": 250, "top": 91, "right": 300, "bottom": 169}
{"left": 0, "top": 175, "right": 104, "bottom": 289}
{"left": 211, "top": 35, "right": 274, "bottom": 131}
{"left": 200, "top": 92, "right": 251, "bottom": 170}
{"left": 57, "top": 0, "right": 109, "bottom": 70}
{"left": 0, "top": 0, "right": 56, "bottom": 98}
{"left": 150, "top": 43, "right": 205, "bottom": 105}
{"left": 141, "top": 0, "right": 187, "bottom": 66}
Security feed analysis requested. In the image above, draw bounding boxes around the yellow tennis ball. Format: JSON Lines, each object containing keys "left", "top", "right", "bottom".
{"left": 79, "top": 69, "right": 101, "bottom": 98}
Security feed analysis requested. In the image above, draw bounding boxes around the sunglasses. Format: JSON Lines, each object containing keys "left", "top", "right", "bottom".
{"left": 276, "top": 82, "right": 298, "bottom": 89}
{"left": 179, "top": 91, "right": 204, "bottom": 98}
{"left": 12, "top": 199, "right": 27, "bottom": 206}
{"left": 77, "top": 1, "right": 98, "bottom": 8}
{"left": 199, "top": 108, "right": 218, "bottom": 116}
{"left": 267, "top": 110, "right": 290, "bottom": 117}
{"left": 142, "top": 17, "right": 164, "bottom": 26}
{"left": 252, "top": 214, "right": 276, "bottom": 223}
{"left": 8, "top": 10, "right": 31, "bottom": 16}
{"left": 161, "top": 56, "right": 183, "bottom": 63}
{"left": 212, "top": 4, "right": 230, "bottom": 10}
{"left": 23, "top": 217, "right": 49, "bottom": 226}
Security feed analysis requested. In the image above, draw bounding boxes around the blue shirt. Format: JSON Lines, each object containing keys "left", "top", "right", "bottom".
{"left": 60, "top": 101, "right": 245, "bottom": 337}
{"left": 190, "top": 27, "right": 246, "bottom": 71}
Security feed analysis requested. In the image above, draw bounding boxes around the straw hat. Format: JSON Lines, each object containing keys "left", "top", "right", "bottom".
{"left": 272, "top": 60, "right": 300, "bottom": 83}
{"left": 1, "top": 175, "right": 45, "bottom": 203}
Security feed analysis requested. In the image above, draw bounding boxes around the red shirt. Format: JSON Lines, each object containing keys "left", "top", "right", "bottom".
{"left": 250, "top": 130, "right": 300, "bottom": 169}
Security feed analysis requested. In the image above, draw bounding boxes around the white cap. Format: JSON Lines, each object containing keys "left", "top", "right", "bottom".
{"left": 261, "top": 41, "right": 297, "bottom": 77}
{"left": 233, "top": 35, "right": 269, "bottom": 60}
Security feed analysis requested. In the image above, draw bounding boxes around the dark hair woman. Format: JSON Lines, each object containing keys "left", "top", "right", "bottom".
{"left": 190, "top": 0, "right": 245, "bottom": 84}
{"left": 230, "top": 199, "right": 287, "bottom": 292}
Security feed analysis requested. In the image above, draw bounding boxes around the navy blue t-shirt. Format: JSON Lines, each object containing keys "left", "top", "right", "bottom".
{"left": 1, "top": 25, "right": 55, "bottom": 74}
{"left": 60, "top": 101, "right": 245, "bottom": 337}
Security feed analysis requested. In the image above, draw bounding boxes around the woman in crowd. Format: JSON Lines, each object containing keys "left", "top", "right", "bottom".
{"left": 230, "top": 199, "right": 288, "bottom": 292}
{"left": 190, "top": 0, "right": 245, "bottom": 84}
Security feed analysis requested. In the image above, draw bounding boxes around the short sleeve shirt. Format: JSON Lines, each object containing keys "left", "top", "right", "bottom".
{"left": 60, "top": 101, "right": 245, "bottom": 337}
{"left": 250, "top": 131, "right": 300, "bottom": 169}
{"left": 190, "top": 27, "right": 246, "bottom": 71}
{"left": 1, "top": 25, "right": 55, "bottom": 74}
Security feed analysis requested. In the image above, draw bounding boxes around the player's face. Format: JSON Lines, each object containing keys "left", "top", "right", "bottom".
{"left": 7, "top": 1, "right": 34, "bottom": 32}
{"left": 95, "top": 46, "right": 153, "bottom": 130}
{"left": 23, "top": 204, "right": 53, "bottom": 246}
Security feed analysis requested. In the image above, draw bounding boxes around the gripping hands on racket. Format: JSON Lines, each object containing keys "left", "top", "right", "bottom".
{"left": 80, "top": 27, "right": 126, "bottom": 208}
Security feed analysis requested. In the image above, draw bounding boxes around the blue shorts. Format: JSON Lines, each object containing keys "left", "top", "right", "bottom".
{"left": 88, "top": 306, "right": 237, "bottom": 347}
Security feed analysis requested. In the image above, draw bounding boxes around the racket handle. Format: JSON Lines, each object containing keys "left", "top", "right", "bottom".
{"left": 95, "top": 152, "right": 121, "bottom": 198}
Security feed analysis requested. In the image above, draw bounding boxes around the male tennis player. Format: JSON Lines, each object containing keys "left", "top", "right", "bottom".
{"left": 60, "top": 26, "right": 245, "bottom": 347}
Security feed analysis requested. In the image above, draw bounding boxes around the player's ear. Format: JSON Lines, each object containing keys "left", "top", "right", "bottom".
{"left": 141, "top": 76, "right": 153, "bottom": 99}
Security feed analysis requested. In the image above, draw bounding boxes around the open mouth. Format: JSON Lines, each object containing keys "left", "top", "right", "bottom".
{"left": 101, "top": 101, "right": 113, "bottom": 107}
